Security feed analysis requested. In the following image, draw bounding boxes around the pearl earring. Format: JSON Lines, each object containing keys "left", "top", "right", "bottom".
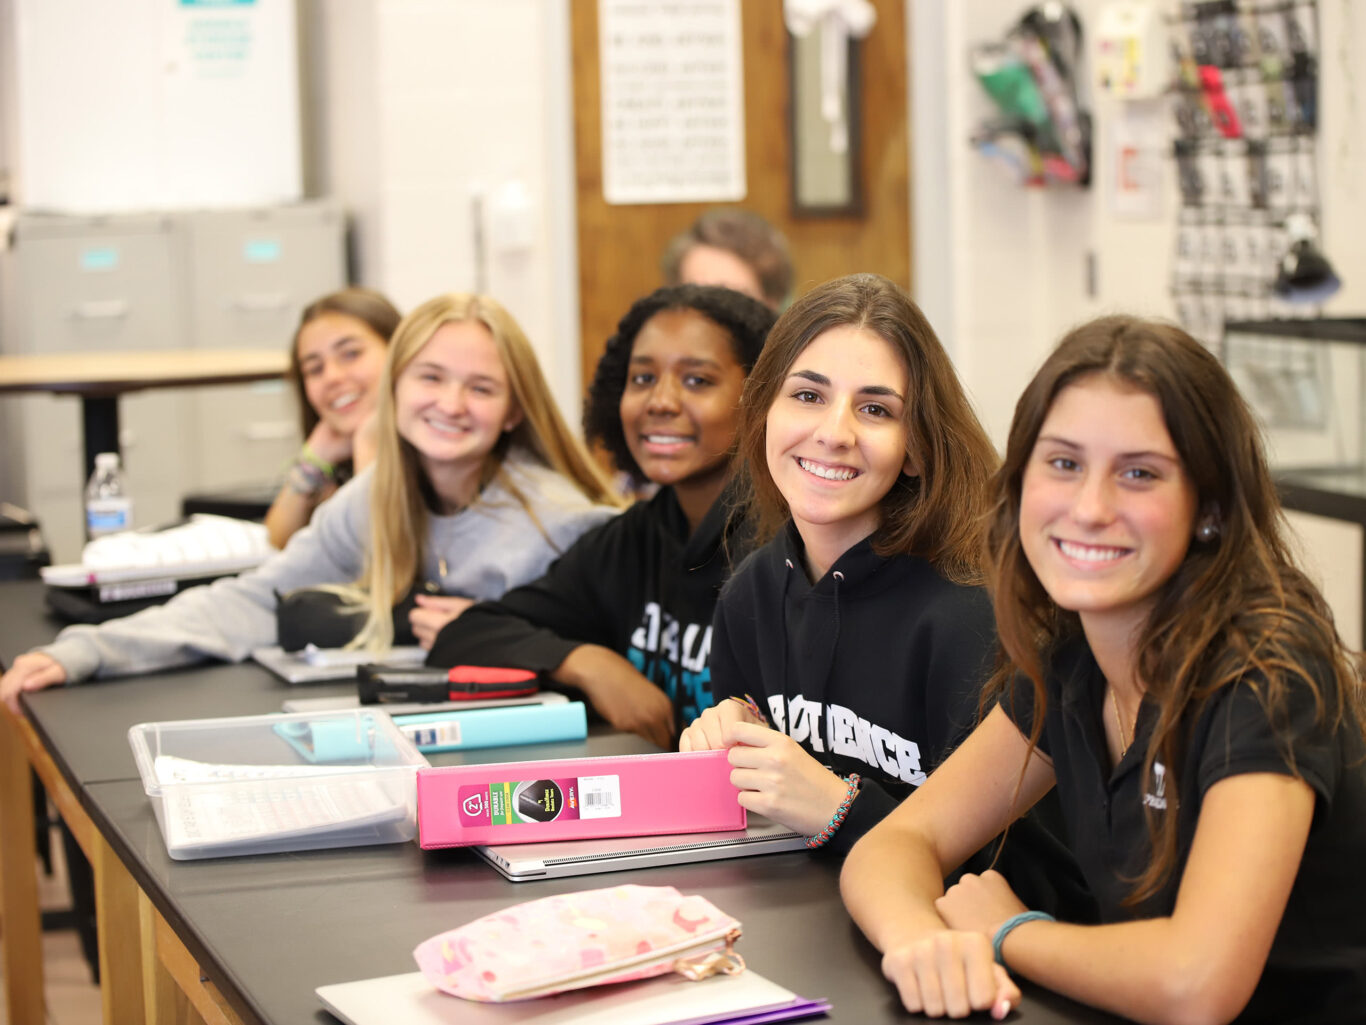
{"left": 1197, "top": 520, "right": 1220, "bottom": 542}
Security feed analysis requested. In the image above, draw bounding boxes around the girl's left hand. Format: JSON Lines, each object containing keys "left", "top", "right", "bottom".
{"left": 934, "top": 870, "right": 1029, "bottom": 941}
{"left": 409, "top": 594, "right": 474, "bottom": 649}
{"left": 723, "top": 720, "right": 851, "bottom": 836}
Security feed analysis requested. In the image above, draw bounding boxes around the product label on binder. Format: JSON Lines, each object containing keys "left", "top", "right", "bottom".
{"left": 457, "top": 774, "right": 621, "bottom": 827}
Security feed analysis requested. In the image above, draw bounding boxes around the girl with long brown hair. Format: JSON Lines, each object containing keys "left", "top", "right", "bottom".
{"left": 679, "top": 274, "right": 1004, "bottom": 850}
{"left": 265, "top": 287, "right": 401, "bottom": 548}
{"left": 841, "top": 315, "right": 1366, "bottom": 1023}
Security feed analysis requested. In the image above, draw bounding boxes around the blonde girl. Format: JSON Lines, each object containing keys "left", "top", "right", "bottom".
{"left": 2, "top": 293, "right": 621, "bottom": 708}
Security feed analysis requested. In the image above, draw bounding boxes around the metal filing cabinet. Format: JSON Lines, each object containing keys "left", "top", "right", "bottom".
{"left": 3, "top": 204, "right": 345, "bottom": 562}
{"left": 185, "top": 203, "right": 347, "bottom": 490}
{"left": 8, "top": 213, "right": 195, "bottom": 559}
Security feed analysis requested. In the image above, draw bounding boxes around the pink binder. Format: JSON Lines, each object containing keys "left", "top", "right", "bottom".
{"left": 416, "top": 750, "right": 745, "bottom": 848}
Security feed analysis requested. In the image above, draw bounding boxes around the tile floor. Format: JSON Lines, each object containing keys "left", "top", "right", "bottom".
{"left": 0, "top": 825, "right": 102, "bottom": 1025}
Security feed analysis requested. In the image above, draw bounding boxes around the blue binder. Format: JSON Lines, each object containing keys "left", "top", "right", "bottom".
{"left": 393, "top": 701, "right": 588, "bottom": 753}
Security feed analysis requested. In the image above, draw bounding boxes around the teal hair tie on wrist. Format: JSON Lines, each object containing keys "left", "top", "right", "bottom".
{"left": 991, "top": 910, "right": 1054, "bottom": 967}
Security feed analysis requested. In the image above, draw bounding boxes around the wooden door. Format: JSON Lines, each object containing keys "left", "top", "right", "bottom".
{"left": 571, "top": 0, "right": 911, "bottom": 385}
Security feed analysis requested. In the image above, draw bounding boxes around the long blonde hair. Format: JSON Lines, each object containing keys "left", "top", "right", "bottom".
{"left": 352, "top": 293, "right": 622, "bottom": 649}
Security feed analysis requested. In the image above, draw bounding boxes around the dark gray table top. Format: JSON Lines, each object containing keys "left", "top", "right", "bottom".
{"left": 3, "top": 581, "right": 1126, "bottom": 1024}
{"left": 86, "top": 776, "right": 1124, "bottom": 1025}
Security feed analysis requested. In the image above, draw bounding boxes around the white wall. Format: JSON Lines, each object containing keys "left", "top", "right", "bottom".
{"left": 913, "top": 0, "right": 1171, "bottom": 445}
{"left": 1316, "top": 0, "right": 1366, "bottom": 317}
{"left": 0, "top": 0, "right": 17, "bottom": 505}
{"left": 9, "top": 0, "right": 302, "bottom": 212}
{"left": 913, "top": 0, "right": 1366, "bottom": 448}
{"left": 303, "top": 0, "right": 581, "bottom": 425}
{"left": 911, "top": 0, "right": 1366, "bottom": 644}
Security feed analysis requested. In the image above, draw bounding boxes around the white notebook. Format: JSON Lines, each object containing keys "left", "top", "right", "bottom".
{"left": 318, "top": 967, "right": 809, "bottom": 1025}
{"left": 42, "top": 514, "right": 271, "bottom": 587}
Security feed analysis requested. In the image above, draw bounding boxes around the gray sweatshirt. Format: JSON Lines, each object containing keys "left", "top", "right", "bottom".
{"left": 41, "top": 452, "right": 618, "bottom": 682}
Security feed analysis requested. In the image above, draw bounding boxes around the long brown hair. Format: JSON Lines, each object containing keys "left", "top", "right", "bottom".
{"left": 735, "top": 273, "right": 996, "bottom": 583}
{"left": 352, "top": 293, "right": 622, "bottom": 650}
{"left": 289, "top": 288, "right": 403, "bottom": 437}
{"left": 986, "top": 314, "right": 1364, "bottom": 904}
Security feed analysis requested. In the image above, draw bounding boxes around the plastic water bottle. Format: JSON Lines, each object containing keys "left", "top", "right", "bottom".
{"left": 85, "top": 452, "right": 133, "bottom": 537}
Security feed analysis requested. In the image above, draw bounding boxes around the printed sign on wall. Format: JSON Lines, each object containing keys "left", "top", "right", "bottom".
{"left": 599, "top": 0, "right": 746, "bottom": 204}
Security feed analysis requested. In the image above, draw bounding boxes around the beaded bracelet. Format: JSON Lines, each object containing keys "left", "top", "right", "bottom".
{"left": 287, "top": 459, "right": 329, "bottom": 497}
{"left": 991, "top": 910, "right": 1054, "bottom": 967}
{"left": 298, "top": 443, "right": 336, "bottom": 480}
{"left": 727, "top": 693, "right": 767, "bottom": 725}
{"left": 806, "top": 773, "right": 861, "bottom": 849}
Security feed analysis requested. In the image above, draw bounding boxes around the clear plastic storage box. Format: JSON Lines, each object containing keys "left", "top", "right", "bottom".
{"left": 128, "top": 709, "right": 428, "bottom": 860}
{"left": 1224, "top": 319, "right": 1366, "bottom": 484}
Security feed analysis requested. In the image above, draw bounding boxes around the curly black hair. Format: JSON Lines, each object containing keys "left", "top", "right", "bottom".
{"left": 584, "top": 284, "right": 777, "bottom": 484}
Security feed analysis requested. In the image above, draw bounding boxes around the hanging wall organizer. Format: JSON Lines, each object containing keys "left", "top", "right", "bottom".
{"left": 970, "top": 4, "right": 1093, "bottom": 187}
{"left": 1168, "top": 0, "right": 1325, "bottom": 348}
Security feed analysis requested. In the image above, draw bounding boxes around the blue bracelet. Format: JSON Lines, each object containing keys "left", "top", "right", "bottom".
{"left": 991, "top": 910, "right": 1054, "bottom": 966}
{"left": 805, "top": 774, "right": 861, "bottom": 849}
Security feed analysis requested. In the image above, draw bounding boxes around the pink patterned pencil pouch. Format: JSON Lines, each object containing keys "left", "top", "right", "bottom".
{"left": 413, "top": 884, "right": 744, "bottom": 1002}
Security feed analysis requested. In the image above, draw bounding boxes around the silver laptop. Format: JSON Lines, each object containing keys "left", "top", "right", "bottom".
{"left": 473, "top": 815, "right": 807, "bottom": 881}
{"left": 253, "top": 644, "right": 427, "bottom": 685}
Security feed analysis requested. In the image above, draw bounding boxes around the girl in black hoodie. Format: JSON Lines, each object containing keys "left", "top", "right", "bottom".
{"left": 429, "top": 286, "right": 776, "bottom": 747}
{"left": 680, "top": 275, "right": 1064, "bottom": 876}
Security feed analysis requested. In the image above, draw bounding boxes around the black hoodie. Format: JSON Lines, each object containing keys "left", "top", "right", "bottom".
{"left": 711, "top": 522, "right": 994, "bottom": 853}
{"left": 429, "top": 485, "right": 738, "bottom": 727}
{"left": 714, "top": 523, "right": 1097, "bottom": 922}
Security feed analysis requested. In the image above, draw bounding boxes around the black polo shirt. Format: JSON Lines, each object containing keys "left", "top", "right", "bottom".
{"left": 1003, "top": 635, "right": 1366, "bottom": 1024}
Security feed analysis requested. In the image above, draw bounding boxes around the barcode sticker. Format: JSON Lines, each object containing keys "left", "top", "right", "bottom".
{"left": 407, "top": 721, "right": 461, "bottom": 748}
{"left": 577, "top": 774, "right": 622, "bottom": 819}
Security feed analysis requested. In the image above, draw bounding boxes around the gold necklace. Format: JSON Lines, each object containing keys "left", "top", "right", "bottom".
{"left": 1108, "top": 686, "right": 1134, "bottom": 758}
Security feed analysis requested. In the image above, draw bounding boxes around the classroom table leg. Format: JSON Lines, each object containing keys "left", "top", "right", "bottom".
{"left": 0, "top": 708, "right": 46, "bottom": 1025}
{"left": 140, "top": 890, "right": 200, "bottom": 1025}
{"left": 154, "top": 911, "right": 244, "bottom": 1025}
{"left": 93, "top": 830, "right": 146, "bottom": 1023}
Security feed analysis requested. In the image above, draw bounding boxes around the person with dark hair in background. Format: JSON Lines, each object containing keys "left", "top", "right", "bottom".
{"left": 430, "top": 285, "right": 777, "bottom": 748}
{"left": 266, "top": 288, "right": 402, "bottom": 548}
{"left": 661, "top": 209, "right": 795, "bottom": 311}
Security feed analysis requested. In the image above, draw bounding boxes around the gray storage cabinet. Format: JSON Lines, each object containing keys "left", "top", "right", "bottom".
{"left": 3, "top": 204, "right": 345, "bottom": 562}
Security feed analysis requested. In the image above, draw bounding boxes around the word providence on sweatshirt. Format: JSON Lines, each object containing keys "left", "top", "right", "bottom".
{"left": 711, "top": 522, "right": 994, "bottom": 851}
{"left": 714, "top": 523, "right": 1096, "bottom": 923}
{"left": 429, "top": 485, "right": 741, "bottom": 728}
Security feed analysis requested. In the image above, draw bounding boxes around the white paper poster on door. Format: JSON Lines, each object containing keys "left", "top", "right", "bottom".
{"left": 599, "top": 0, "right": 746, "bottom": 205}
